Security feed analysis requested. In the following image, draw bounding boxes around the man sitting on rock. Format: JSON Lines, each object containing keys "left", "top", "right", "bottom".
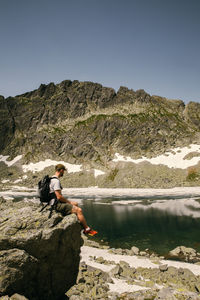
{"left": 50, "top": 163, "right": 97, "bottom": 236}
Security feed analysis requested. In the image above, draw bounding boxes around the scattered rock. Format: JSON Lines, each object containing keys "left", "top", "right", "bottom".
{"left": 109, "top": 264, "right": 123, "bottom": 277}
{"left": 10, "top": 294, "right": 29, "bottom": 300}
{"left": 168, "top": 246, "right": 200, "bottom": 263}
{"left": 159, "top": 264, "right": 168, "bottom": 272}
{"left": 139, "top": 251, "right": 147, "bottom": 256}
{"left": 0, "top": 295, "right": 29, "bottom": 300}
{"left": 131, "top": 246, "right": 139, "bottom": 255}
{"left": 67, "top": 263, "right": 112, "bottom": 299}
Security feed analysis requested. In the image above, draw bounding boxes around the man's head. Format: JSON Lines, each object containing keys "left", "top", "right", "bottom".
{"left": 55, "top": 164, "right": 66, "bottom": 177}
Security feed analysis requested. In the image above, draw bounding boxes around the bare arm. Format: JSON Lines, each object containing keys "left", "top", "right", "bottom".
{"left": 54, "top": 190, "right": 70, "bottom": 203}
{"left": 54, "top": 190, "right": 78, "bottom": 206}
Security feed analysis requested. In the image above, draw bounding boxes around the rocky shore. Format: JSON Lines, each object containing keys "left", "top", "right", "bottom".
{"left": 67, "top": 237, "right": 200, "bottom": 299}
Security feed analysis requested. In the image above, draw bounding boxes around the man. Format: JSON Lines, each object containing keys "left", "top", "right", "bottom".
{"left": 50, "top": 164, "right": 97, "bottom": 236}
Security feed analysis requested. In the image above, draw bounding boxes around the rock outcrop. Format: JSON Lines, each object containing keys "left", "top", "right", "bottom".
{"left": 0, "top": 198, "right": 83, "bottom": 300}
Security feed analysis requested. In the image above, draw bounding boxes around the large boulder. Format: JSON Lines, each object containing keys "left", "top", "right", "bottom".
{"left": 168, "top": 246, "right": 200, "bottom": 263}
{"left": 0, "top": 249, "right": 37, "bottom": 297}
{"left": 0, "top": 198, "right": 83, "bottom": 300}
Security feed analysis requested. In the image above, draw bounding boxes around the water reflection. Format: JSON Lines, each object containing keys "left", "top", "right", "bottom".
{"left": 77, "top": 196, "right": 200, "bottom": 254}
{"left": 111, "top": 198, "right": 200, "bottom": 218}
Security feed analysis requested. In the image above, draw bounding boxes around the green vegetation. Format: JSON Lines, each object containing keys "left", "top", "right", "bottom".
{"left": 186, "top": 167, "right": 200, "bottom": 181}
{"left": 107, "top": 168, "right": 119, "bottom": 181}
{"left": 75, "top": 114, "right": 107, "bottom": 127}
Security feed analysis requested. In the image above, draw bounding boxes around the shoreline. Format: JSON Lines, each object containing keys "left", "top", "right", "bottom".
{"left": 66, "top": 241, "right": 200, "bottom": 298}
{"left": 81, "top": 244, "right": 200, "bottom": 275}
{"left": 1, "top": 185, "right": 200, "bottom": 195}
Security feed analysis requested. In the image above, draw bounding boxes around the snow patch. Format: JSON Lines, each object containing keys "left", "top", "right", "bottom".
{"left": 2, "top": 196, "right": 14, "bottom": 200}
{"left": 1, "top": 179, "right": 10, "bottom": 183}
{"left": 94, "top": 169, "right": 105, "bottom": 178}
{"left": 22, "top": 159, "right": 82, "bottom": 173}
{"left": 13, "top": 178, "right": 23, "bottom": 183}
{"left": 0, "top": 155, "right": 22, "bottom": 167}
{"left": 108, "top": 277, "right": 148, "bottom": 293}
{"left": 113, "top": 144, "right": 200, "bottom": 169}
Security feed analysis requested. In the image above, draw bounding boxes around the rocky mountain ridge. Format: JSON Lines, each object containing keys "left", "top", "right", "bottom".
{"left": 1, "top": 80, "right": 200, "bottom": 188}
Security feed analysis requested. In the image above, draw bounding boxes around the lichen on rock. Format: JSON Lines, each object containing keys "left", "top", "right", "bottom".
{"left": 0, "top": 198, "right": 83, "bottom": 300}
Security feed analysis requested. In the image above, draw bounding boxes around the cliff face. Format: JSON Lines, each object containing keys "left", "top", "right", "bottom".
{"left": 0, "top": 198, "right": 83, "bottom": 300}
{"left": 0, "top": 80, "right": 200, "bottom": 188}
{"left": 1, "top": 80, "right": 200, "bottom": 164}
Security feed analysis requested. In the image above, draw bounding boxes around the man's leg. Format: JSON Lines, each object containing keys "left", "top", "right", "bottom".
{"left": 71, "top": 206, "right": 98, "bottom": 236}
{"left": 71, "top": 206, "right": 88, "bottom": 229}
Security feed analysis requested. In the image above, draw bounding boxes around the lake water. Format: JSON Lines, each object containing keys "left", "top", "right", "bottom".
{"left": 65, "top": 191, "right": 200, "bottom": 255}
{"left": 3, "top": 187, "right": 200, "bottom": 256}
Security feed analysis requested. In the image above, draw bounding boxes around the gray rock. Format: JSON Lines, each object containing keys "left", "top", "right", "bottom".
{"left": 108, "top": 292, "right": 119, "bottom": 300}
{"left": 178, "top": 267, "right": 185, "bottom": 274}
{"left": 0, "top": 200, "right": 83, "bottom": 300}
{"left": 195, "top": 283, "right": 200, "bottom": 293}
{"left": 159, "top": 264, "right": 168, "bottom": 272}
{"left": 168, "top": 246, "right": 198, "bottom": 262}
{"left": 0, "top": 294, "right": 29, "bottom": 300}
{"left": 0, "top": 248, "right": 37, "bottom": 297}
{"left": 95, "top": 256, "right": 105, "bottom": 264}
{"left": 119, "top": 260, "right": 130, "bottom": 267}
{"left": 10, "top": 294, "right": 29, "bottom": 300}
{"left": 109, "top": 264, "right": 123, "bottom": 277}
{"left": 69, "top": 296, "right": 84, "bottom": 300}
{"left": 139, "top": 251, "right": 147, "bottom": 256}
{"left": 0, "top": 296, "right": 10, "bottom": 300}
{"left": 155, "top": 287, "right": 176, "bottom": 300}
{"left": 131, "top": 246, "right": 140, "bottom": 255}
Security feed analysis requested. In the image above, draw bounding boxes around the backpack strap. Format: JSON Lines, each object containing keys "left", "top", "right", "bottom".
{"left": 39, "top": 203, "right": 49, "bottom": 212}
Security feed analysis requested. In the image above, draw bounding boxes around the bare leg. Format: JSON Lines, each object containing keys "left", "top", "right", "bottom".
{"left": 71, "top": 206, "right": 88, "bottom": 229}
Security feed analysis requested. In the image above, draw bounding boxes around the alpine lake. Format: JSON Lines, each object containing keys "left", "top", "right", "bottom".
{"left": 66, "top": 192, "right": 200, "bottom": 256}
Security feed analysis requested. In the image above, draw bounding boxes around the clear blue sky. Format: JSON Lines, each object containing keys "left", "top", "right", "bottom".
{"left": 0, "top": 0, "right": 200, "bottom": 103}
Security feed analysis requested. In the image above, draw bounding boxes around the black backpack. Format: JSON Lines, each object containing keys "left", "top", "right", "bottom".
{"left": 38, "top": 175, "right": 58, "bottom": 218}
{"left": 38, "top": 175, "right": 58, "bottom": 204}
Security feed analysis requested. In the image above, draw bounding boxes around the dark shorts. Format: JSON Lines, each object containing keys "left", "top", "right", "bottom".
{"left": 56, "top": 202, "right": 73, "bottom": 215}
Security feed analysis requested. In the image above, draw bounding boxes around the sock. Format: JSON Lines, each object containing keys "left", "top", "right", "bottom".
{"left": 85, "top": 227, "right": 91, "bottom": 232}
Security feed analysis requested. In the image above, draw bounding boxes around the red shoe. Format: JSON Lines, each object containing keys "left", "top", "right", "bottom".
{"left": 84, "top": 228, "right": 98, "bottom": 236}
